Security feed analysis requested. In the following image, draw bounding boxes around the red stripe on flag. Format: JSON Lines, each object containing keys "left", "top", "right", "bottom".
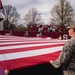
{"left": 0, "top": 51, "right": 61, "bottom": 70}
{"left": 0, "top": 44, "right": 64, "bottom": 54}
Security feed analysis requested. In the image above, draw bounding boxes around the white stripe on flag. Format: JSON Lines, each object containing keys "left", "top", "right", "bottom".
{"left": 0, "top": 43, "right": 64, "bottom": 50}
{"left": 0, "top": 46, "right": 63, "bottom": 61}
{"left": 0, "top": 42, "right": 26, "bottom": 45}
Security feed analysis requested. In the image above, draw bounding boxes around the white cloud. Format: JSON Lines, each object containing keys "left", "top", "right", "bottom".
{"left": 2, "top": 0, "right": 75, "bottom": 24}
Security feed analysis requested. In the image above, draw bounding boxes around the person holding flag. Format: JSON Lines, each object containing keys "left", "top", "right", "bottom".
{"left": 50, "top": 22, "right": 75, "bottom": 75}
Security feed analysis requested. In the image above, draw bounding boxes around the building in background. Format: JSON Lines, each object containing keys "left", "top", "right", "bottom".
{"left": 0, "top": 0, "right": 3, "bottom": 30}
{"left": 0, "top": 13, "right": 3, "bottom": 30}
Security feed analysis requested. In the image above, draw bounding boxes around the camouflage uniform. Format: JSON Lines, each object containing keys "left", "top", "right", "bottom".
{"left": 51, "top": 36, "right": 75, "bottom": 75}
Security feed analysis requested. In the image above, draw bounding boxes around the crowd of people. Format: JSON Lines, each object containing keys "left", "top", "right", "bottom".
{"left": 23, "top": 24, "right": 69, "bottom": 39}
{"left": 28, "top": 24, "right": 68, "bottom": 32}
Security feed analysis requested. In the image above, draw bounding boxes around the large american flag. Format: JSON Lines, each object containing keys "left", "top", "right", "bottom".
{"left": 0, "top": 35, "right": 67, "bottom": 70}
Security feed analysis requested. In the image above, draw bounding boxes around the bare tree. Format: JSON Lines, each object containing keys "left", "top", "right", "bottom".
{"left": 50, "top": 0, "right": 75, "bottom": 26}
{"left": 23, "top": 7, "right": 42, "bottom": 29}
{"left": 1, "top": 5, "right": 20, "bottom": 30}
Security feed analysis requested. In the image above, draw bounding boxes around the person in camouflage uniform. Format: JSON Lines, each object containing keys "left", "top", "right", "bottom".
{"left": 50, "top": 22, "right": 75, "bottom": 75}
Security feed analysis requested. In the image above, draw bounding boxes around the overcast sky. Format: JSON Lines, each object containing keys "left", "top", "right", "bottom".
{"left": 1, "top": 0, "right": 75, "bottom": 24}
